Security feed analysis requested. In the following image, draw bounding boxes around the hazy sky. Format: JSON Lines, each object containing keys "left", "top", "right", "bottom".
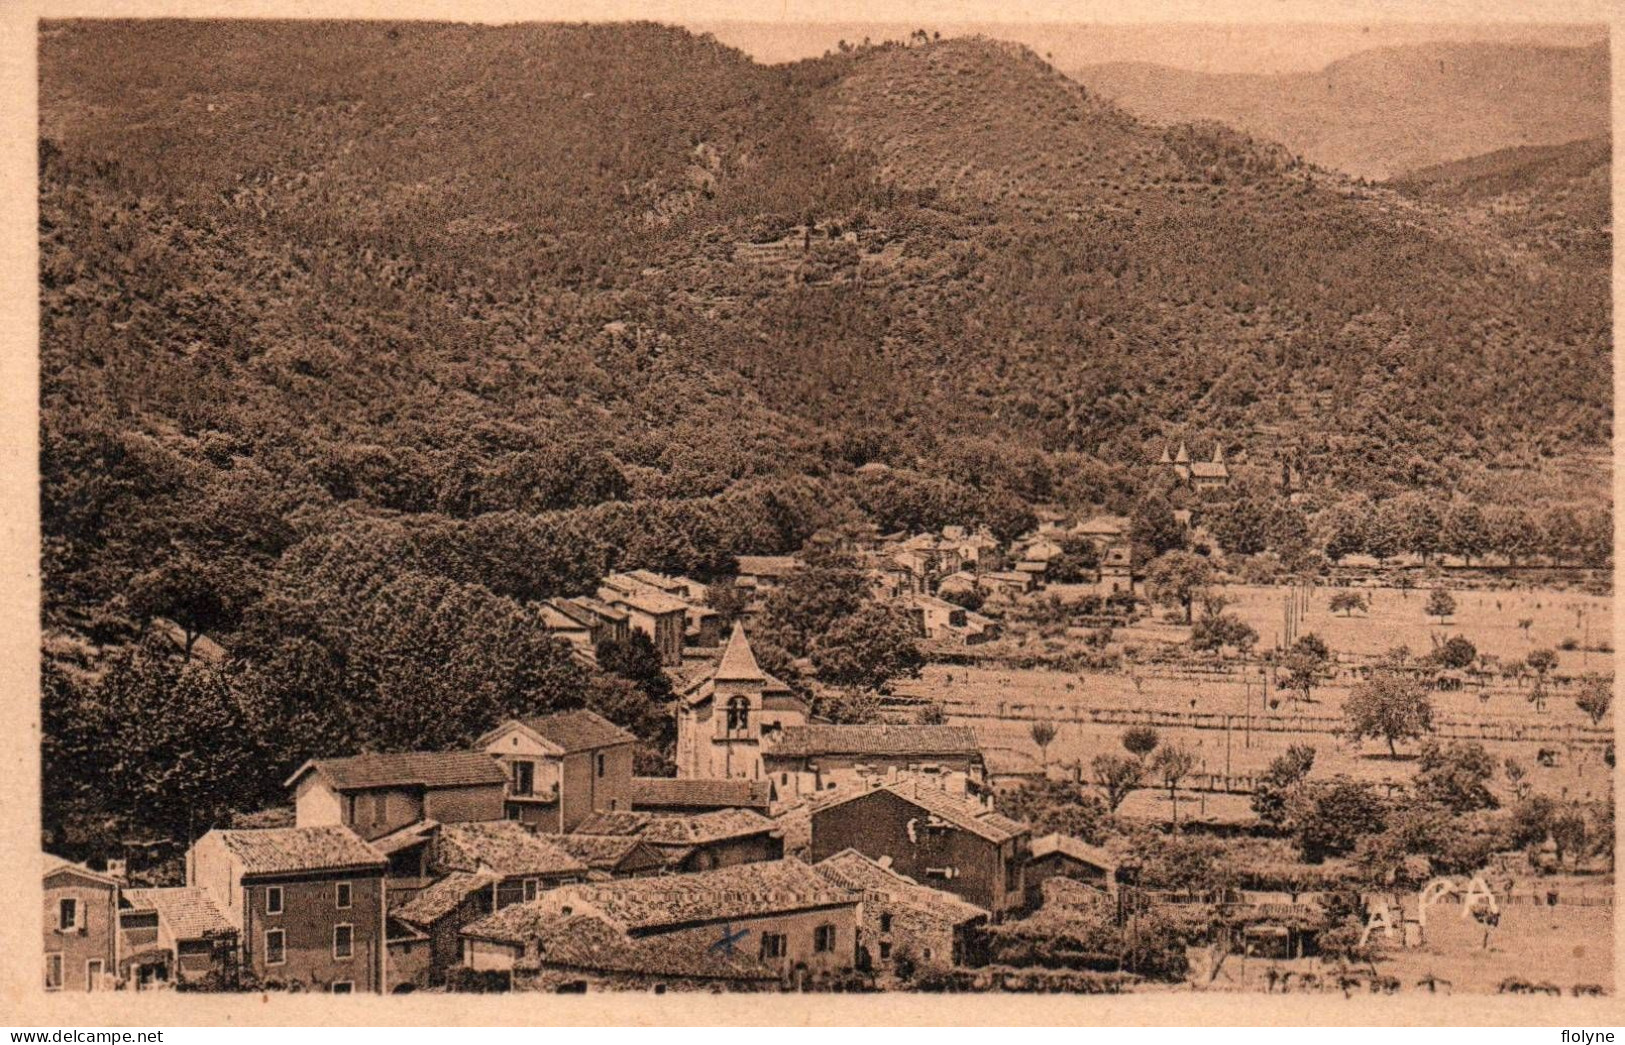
{"left": 690, "top": 21, "right": 1606, "bottom": 74}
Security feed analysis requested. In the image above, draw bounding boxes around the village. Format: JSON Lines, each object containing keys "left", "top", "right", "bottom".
{"left": 43, "top": 465, "right": 1614, "bottom": 998}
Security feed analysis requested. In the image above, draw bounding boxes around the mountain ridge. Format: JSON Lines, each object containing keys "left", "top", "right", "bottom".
{"left": 1071, "top": 40, "right": 1609, "bottom": 179}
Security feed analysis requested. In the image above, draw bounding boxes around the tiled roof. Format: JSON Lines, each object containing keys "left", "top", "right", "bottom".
{"left": 211, "top": 827, "right": 387, "bottom": 877}
{"left": 629, "top": 777, "right": 772, "bottom": 812}
{"left": 284, "top": 751, "right": 507, "bottom": 791}
{"left": 524, "top": 858, "right": 859, "bottom": 933}
{"left": 465, "top": 908, "right": 781, "bottom": 981}
{"left": 1073, "top": 514, "right": 1129, "bottom": 536}
{"left": 42, "top": 853, "right": 118, "bottom": 885}
{"left": 734, "top": 556, "right": 800, "bottom": 578}
{"left": 1189, "top": 462, "right": 1229, "bottom": 478}
{"left": 599, "top": 583, "right": 691, "bottom": 616}
{"left": 517, "top": 709, "right": 636, "bottom": 753}
{"left": 540, "top": 604, "right": 592, "bottom": 632}
{"left": 433, "top": 821, "right": 588, "bottom": 879}
{"left": 766, "top": 724, "right": 982, "bottom": 760}
{"left": 569, "top": 596, "right": 628, "bottom": 623}
{"left": 814, "top": 849, "right": 988, "bottom": 925}
{"left": 572, "top": 811, "right": 651, "bottom": 837}
{"left": 1030, "top": 833, "right": 1118, "bottom": 872}
{"left": 393, "top": 870, "right": 498, "bottom": 925}
{"left": 815, "top": 782, "right": 1030, "bottom": 844}
{"left": 545, "top": 598, "right": 599, "bottom": 628}
{"left": 122, "top": 887, "right": 234, "bottom": 940}
{"left": 573, "top": 809, "right": 776, "bottom": 847}
{"left": 553, "top": 835, "right": 659, "bottom": 872}
{"left": 640, "top": 810, "right": 777, "bottom": 846}
{"left": 370, "top": 819, "right": 439, "bottom": 856}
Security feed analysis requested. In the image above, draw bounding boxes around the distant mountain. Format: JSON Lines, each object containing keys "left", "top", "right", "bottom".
{"left": 1071, "top": 41, "right": 1609, "bottom": 179}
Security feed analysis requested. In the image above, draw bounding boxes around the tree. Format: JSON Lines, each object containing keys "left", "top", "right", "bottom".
{"left": 1029, "top": 720, "right": 1058, "bottom": 766}
{"left": 1130, "top": 494, "right": 1186, "bottom": 561}
{"left": 1189, "top": 607, "right": 1258, "bottom": 658}
{"left": 1442, "top": 502, "right": 1489, "bottom": 565}
{"left": 1526, "top": 648, "right": 1558, "bottom": 712}
{"left": 1425, "top": 588, "right": 1456, "bottom": 625}
{"left": 1278, "top": 633, "right": 1333, "bottom": 710}
{"left": 1250, "top": 744, "right": 1316, "bottom": 827}
{"left": 1296, "top": 780, "right": 1388, "bottom": 862}
{"left": 704, "top": 580, "right": 751, "bottom": 627}
{"left": 1328, "top": 591, "right": 1368, "bottom": 617}
{"left": 1149, "top": 743, "right": 1196, "bottom": 830}
{"left": 1343, "top": 674, "right": 1435, "bottom": 758}
{"left": 815, "top": 686, "right": 883, "bottom": 725}
{"left": 595, "top": 630, "right": 672, "bottom": 703}
{"left": 1144, "top": 550, "right": 1215, "bottom": 623}
{"left": 1576, "top": 673, "right": 1612, "bottom": 727}
{"left": 1046, "top": 537, "right": 1101, "bottom": 584}
{"left": 757, "top": 551, "right": 871, "bottom": 657}
{"left": 127, "top": 552, "right": 251, "bottom": 660}
{"left": 810, "top": 602, "right": 924, "bottom": 693}
{"left": 1090, "top": 753, "right": 1144, "bottom": 813}
{"left": 1412, "top": 740, "right": 1498, "bottom": 813}
{"left": 1503, "top": 757, "right": 1532, "bottom": 801}
{"left": 1122, "top": 726, "right": 1160, "bottom": 760}
{"left": 1428, "top": 634, "right": 1476, "bottom": 670}
{"left": 915, "top": 702, "right": 948, "bottom": 725}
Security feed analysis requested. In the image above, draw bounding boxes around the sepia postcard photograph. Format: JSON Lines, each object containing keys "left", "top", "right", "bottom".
{"left": 3, "top": 0, "right": 1621, "bottom": 1027}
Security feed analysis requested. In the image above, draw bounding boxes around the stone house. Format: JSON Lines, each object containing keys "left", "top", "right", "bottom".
{"left": 479, "top": 710, "right": 637, "bottom": 832}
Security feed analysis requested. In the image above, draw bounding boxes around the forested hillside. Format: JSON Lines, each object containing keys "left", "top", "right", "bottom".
{"left": 38, "top": 23, "right": 1610, "bottom": 851}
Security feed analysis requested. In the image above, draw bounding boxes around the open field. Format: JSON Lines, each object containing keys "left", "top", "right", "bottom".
{"left": 1210, "top": 584, "right": 1608, "bottom": 672}
{"left": 898, "top": 583, "right": 1614, "bottom": 804}
{"left": 1371, "top": 899, "right": 1613, "bottom": 994}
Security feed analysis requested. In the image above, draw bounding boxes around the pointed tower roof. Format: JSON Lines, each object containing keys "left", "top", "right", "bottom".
{"left": 1212, "top": 444, "right": 1225, "bottom": 464}
{"left": 715, "top": 622, "right": 766, "bottom": 683}
{"left": 1158, "top": 445, "right": 1172, "bottom": 464}
{"left": 1175, "top": 442, "right": 1190, "bottom": 463}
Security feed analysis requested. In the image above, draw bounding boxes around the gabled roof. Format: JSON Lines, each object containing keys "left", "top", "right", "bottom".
{"left": 734, "top": 555, "right": 800, "bottom": 578}
{"left": 393, "top": 870, "right": 498, "bottom": 926}
{"left": 1030, "top": 833, "right": 1118, "bottom": 873}
{"left": 574, "top": 809, "right": 777, "bottom": 847}
{"left": 628, "top": 777, "right": 772, "bottom": 812}
{"left": 432, "top": 821, "right": 588, "bottom": 879}
{"left": 766, "top": 724, "right": 982, "bottom": 760}
{"left": 208, "top": 826, "right": 387, "bottom": 877}
{"left": 813, "top": 782, "right": 1029, "bottom": 844}
{"left": 122, "top": 887, "right": 234, "bottom": 940}
{"left": 569, "top": 596, "right": 628, "bottom": 623}
{"left": 506, "top": 859, "right": 858, "bottom": 934}
{"left": 715, "top": 622, "right": 765, "bottom": 682}
{"left": 515, "top": 709, "right": 636, "bottom": 754}
{"left": 370, "top": 819, "right": 440, "bottom": 857}
{"left": 465, "top": 910, "right": 780, "bottom": 981}
{"left": 42, "top": 853, "right": 119, "bottom": 886}
{"left": 1074, "top": 514, "right": 1130, "bottom": 537}
{"left": 553, "top": 834, "right": 667, "bottom": 873}
{"left": 814, "top": 849, "right": 988, "bottom": 926}
{"left": 599, "top": 584, "right": 690, "bottom": 616}
{"left": 283, "top": 751, "right": 507, "bottom": 792}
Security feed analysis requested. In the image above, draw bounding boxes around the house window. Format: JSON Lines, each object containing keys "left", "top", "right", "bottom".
{"left": 265, "top": 929, "right": 286, "bottom": 966}
{"left": 86, "top": 959, "right": 104, "bottom": 991}
{"left": 879, "top": 941, "right": 892, "bottom": 961}
{"left": 596, "top": 753, "right": 606, "bottom": 778}
{"left": 344, "top": 794, "right": 357, "bottom": 824}
{"left": 333, "top": 924, "right": 354, "bottom": 960}
{"left": 265, "top": 886, "right": 283, "bottom": 915}
{"left": 45, "top": 953, "right": 63, "bottom": 990}
{"left": 57, "top": 897, "right": 78, "bottom": 931}
{"left": 335, "top": 882, "right": 352, "bottom": 910}
{"left": 813, "top": 924, "right": 836, "bottom": 953}
{"left": 759, "top": 933, "right": 787, "bottom": 960}
{"left": 523, "top": 879, "right": 539, "bottom": 902}
{"left": 511, "top": 760, "right": 534, "bottom": 797}
{"left": 879, "top": 913, "right": 892, "bottom": 933}
{"left": 330, "top": 981, "right": 353, "bottom": 994}
{"left": 725, "top": 697, "right": 750, "bottom": 734}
